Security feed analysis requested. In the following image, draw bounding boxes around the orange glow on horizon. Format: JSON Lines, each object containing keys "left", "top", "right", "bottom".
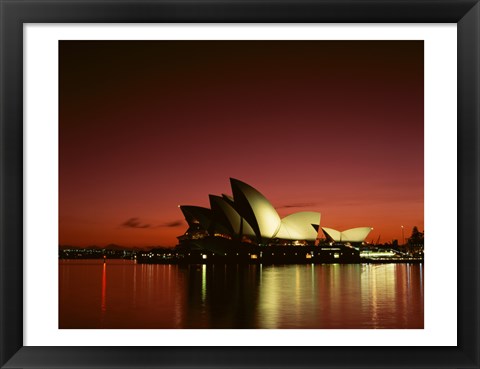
{"left": 59, "top": 41, "right": 423, "bottom": 248}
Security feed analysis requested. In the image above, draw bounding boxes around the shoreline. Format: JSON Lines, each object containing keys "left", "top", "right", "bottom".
{"left": 59, "top": 257, "right": 424, "bottom": 265}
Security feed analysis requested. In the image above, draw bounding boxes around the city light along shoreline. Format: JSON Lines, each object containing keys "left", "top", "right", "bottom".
{"left": 58, "top": 242, "right": 424, "bottom": 265}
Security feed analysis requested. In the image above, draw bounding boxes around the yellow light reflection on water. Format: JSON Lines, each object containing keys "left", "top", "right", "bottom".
{"left": 257, "top": 265, "right": 281, "bottom": 328}
{"left": 201, "top": 264, "right": 207, "bottom": 304}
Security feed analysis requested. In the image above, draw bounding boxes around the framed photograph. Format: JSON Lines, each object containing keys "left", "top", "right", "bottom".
{"left": 1, "top": 1, "right": 479, "bottom": 368}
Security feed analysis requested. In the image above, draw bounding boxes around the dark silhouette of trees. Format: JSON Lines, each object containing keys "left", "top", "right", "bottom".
{"left": 407, "top": 227, "right": 424, "bottom": 257}
{"left": 408, "top": 226, "right": 424, "bottom": 246}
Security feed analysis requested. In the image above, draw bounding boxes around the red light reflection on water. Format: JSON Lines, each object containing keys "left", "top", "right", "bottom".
{"left": 101, "top": 262, "right": 107, "bottom": 314}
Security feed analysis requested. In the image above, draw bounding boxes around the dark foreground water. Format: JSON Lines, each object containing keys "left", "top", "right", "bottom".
{"left": 59, "top": 260, "right": 423, "bottom": 329}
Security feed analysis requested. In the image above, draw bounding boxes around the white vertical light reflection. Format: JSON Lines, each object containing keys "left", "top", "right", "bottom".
{"left": 329, "top": 264, "right": 341, "bottom": 326}
{"left": 419, "top": 263, "right": 423, "bottom": 300}
{"left": 201, "top": 264, "right": 207, "bottom": 304}
{"left": 257, "top": 265, "right": 280, "bottom": 328}
{"left": 295, "top": 266, "right": 301, "bottom": 311}
{"left": 406, "top": 263, "right": 411, "bottom": 311}
{"left": 371, "top": 265, "right": 378, "bottom": 328}
{"left": 399, "top": 264, "right": 408, "bottom": 327}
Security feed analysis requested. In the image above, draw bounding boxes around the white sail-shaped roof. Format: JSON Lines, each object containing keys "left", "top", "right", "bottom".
{"left": 179, "top": 206, "right": 213, "bottom": 229}
{"left": 322, "top": 227, "right": 372, "bottom": 242}
{"left": 179, "top": 178, "right": 372, "bottom": 245}
{"left": 209, "top": 195, "right": 255, "bottom": 237}
{"left": 230, "top": 178, "right": 281, "bottom": 240}
{"left": 275, "top": 212, "right": 321, "bottom": 241}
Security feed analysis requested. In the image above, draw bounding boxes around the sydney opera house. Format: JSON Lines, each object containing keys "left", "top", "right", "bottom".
{"left": 176, "top": 179, "right": 372, "bottom": 261}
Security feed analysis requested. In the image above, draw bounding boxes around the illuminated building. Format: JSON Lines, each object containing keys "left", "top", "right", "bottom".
{"left": 177, "top": 179, "right": 372, "bottom": 261}
{"left": 321, "top": 227, "right": 373, "bottom": 244}
{"left": 178, "top": 178, "right": 320, "bottom": 245}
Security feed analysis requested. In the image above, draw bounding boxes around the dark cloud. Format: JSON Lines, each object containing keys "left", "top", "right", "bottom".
{"left": 160, "top": 220, "right": 183, "bottom": 228}
{"left": 121, "top": 217, "right": 150, "bottom": 229}
{"left": 277, "top": 202, "right": 316, "bottom": 209}
{"left": 121, "top": 218, "right": 184, "bottom": 229}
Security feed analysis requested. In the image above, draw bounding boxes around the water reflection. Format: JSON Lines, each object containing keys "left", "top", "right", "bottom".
{"left": 101, "top": 262, "right": 107, "bottom": 314}
{"left": 181, "top": 264, "right": 262, "bottom": 328}
{"left": 59, "top": 261, "right": 423, "bottom": 329}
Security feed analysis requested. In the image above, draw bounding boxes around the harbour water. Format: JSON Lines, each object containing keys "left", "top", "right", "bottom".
{"left": 59, "top": 260, "right": 423, "bottom": 329}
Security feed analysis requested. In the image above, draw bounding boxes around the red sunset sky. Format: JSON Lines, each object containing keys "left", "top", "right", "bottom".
{"left": 59, "top": 40, "right": 424, "bottom": 247}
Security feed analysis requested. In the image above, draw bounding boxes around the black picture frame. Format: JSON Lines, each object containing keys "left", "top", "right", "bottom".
{"left": 1, "top": 1, "right": 479, "bottom": 368}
